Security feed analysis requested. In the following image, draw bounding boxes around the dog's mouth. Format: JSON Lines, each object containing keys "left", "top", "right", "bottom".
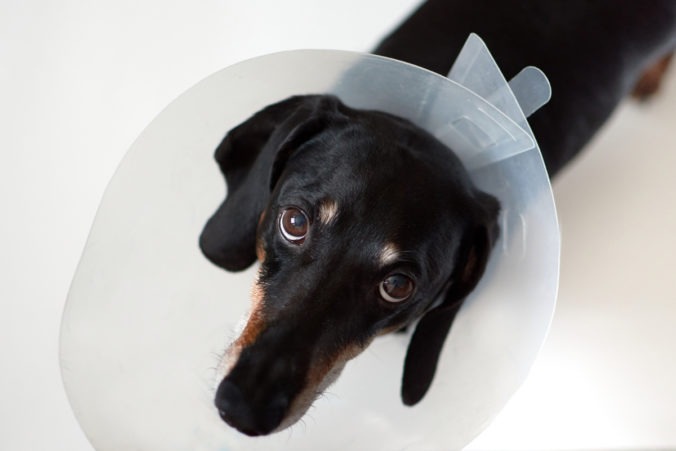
{"left": 213, "top": 339, "right": 365, "bottom": 436}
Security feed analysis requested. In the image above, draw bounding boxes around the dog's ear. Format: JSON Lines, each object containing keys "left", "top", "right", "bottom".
{"left": 401, "top": 192, "right": 499, "bottom": 406}
{"left": 199, "top": 95, "right": 340, "bottom": 271}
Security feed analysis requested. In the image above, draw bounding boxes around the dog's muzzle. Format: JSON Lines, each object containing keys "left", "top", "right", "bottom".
{"left": 215, "top": 376, "right": 289, "bottom": 436}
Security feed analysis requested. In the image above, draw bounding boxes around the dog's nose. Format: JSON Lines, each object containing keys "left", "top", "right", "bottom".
{"left": 215, "top": 378, "right": 288, "bottom": 436}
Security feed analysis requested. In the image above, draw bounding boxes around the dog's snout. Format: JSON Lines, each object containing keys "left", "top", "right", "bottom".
{"left": 215, "top": 377, "right": 288, "bottom": 436}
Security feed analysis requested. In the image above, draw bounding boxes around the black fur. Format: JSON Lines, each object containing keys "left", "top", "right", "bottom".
{"left": 374, "top": 0, "right": 676, "bottom": 177}
{"left": 203, "top": 95, "right": 499, "bottom": 435}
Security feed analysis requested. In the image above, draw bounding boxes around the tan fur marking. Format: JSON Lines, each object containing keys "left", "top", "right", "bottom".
{"left": 379, "top": 242, "right": 400, "bottom": 266}
{"left": 378, "top": 322, "right": 407, "bottom": 336}
{"left": 216, "top": 269, "right": 266, "bottom": 377}
{"left": 318, "top": 199, "right": 339, "bottom": 224}
{"left": 275, "top": 339, "right": 373, "bottom": 432}
{"left": 305, "top": 343, "right": 366, "bottom": 387}
{"left": 256, "top": 237, "right": 266, "bottom": 263}
{"left": 256, "top": 212, "right": 267, "bottom": 262}
{"left": 462, "top": 245, "right": 478, "bottom": 283}
{"left": 237, "top": 281, "right": 265, "bottom": 348}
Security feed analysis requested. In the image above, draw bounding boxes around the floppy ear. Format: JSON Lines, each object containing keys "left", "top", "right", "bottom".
{"left": 401, "top": 192, "right": 500, "bottom": 406}
{"left": 199, "top": 95, "right": 339, "bottom": 271}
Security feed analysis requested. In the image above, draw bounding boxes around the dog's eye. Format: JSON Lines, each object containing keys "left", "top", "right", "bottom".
{"left": 379, "top": 274, "right": 415, "bottom": 303}
{"left": 279, "top": 207, "right": 309, "bottom": 244}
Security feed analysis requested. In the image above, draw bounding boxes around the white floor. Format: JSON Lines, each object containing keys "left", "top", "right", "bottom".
{"left": 1, "top": 1, "right": 675, "bottom": 449}
{"left": 467, "top": 61, "right": 676, "bottom": 450}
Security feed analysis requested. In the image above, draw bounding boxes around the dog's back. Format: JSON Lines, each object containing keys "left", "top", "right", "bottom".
{"left": 374, "top": 0, "right": 676, "bottom": 176}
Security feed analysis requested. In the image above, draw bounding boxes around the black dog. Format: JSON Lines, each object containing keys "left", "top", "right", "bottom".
{"left": 201, "top": 95, "right": 499, "bottom": 435}
{"left": 201, "top": 0, "right": 676, "bottom": 437}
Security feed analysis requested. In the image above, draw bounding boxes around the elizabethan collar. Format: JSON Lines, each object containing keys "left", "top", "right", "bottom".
{"left": 61, "top": 34, "right": 559, "bottom": 450}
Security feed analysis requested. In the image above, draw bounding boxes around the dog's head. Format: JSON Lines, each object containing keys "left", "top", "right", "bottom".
{"left": 200, "top": 95, "right": 499, "bottom": 436}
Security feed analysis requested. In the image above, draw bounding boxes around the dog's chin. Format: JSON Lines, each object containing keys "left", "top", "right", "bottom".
{"left": 272, "top": 360, "right": 348, "bottom": 434}
{"left": 214, "top": 330, "right": 374, "bottom": 435}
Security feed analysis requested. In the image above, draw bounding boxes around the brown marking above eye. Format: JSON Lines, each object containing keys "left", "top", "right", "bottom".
{"left": 279, "top": 207, "right": 309, "bottom": 244}
{"left": 379, "top": 273, "right": 415, "bottom": 302}
{"left": 379, "top": 242, "right": 400, "bottom": 266}
{"left": 318, "top": 199, "right": 339, "bottom": 224}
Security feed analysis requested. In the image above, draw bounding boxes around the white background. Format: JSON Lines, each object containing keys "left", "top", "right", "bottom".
{"left": 2, "top": 1, "right": 675, "bottom": 449}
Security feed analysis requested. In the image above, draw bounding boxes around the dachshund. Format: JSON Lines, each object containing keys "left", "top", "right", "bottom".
{"left": 200, "top": 95, "right": 500, "bottom": 435}
{"left": 200, "top": 0, "right": 676, "bottom": 437}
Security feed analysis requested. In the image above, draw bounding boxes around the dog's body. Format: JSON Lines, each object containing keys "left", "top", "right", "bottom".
{"left": 201, "top": 0, "right": 676, "bottom": 437}
{"left": 375, "top": 0, "right": 676, "bottom": 177}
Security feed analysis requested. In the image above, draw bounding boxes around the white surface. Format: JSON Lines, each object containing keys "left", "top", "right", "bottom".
{"left": 1, "top": 1, "right": 675, "bottom": 450}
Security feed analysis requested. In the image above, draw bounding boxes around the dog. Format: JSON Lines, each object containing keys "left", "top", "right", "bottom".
{"left": 200, "top": 95, "right": 500, "bottom": 435}
{"left": 200, "top": 0, "right": 676, "bottom": 437}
